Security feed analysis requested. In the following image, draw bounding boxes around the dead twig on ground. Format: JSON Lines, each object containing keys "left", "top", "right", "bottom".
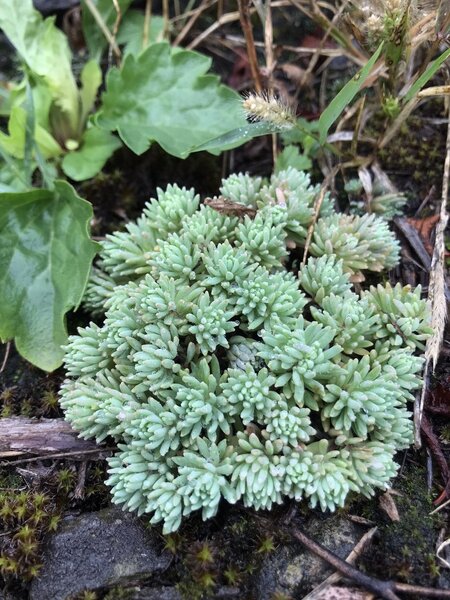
{"left": 303, "top": 527, "right": 378, "bottom": 600}
{"left": 74, "top": 460, "right": 88, "bottom": 500}
{"left": 291, "top": 525, "right": 450, "bottom": 599}
{"left": 1, "top": 448, "right": 112, "bottom": 468}
{"left": 421, "top": 413, "right": 450, "bottom": 503}
{"left": 415, "top": 94, "right": 450, "bottom": 447}
{"left": 0, "top": 417, "right": 99, "bottom": 458}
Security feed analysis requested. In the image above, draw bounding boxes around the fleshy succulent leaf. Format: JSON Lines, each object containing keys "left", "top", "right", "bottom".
{"left": 59, "top": 167, "right": 428, "bottom": 532}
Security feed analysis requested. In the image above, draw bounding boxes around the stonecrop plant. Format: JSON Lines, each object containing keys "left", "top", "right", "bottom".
{"left": 60, "top": 167, "right": 431, "bottom": 533}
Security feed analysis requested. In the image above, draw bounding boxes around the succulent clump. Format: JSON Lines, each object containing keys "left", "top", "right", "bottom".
{"left": 60, "top": 167, "right": 429, "bottom": 533}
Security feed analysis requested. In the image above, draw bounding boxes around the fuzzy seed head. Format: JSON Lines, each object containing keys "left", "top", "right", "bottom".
{"left": 242, "top": 92, "right": 296, "bottom": 129}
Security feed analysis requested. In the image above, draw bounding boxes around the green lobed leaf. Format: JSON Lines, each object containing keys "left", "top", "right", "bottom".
{"left": 318, "top": 42, "right": 384, "bottom": 143}
{"left": 95, "top": 42, "right": 248, "bottom": 158}
{"left": 0, "top": 181, "right": 98, "bottom": 370}
{"left": 0, "top": 0, "right": 79, "bottom": 131}
{"left": 81, "top": 0, "right": 133, "bottom": 60}
{"left": 275, "top": 145, "right": 312, "bottom": 172}
{"left": 116, "top": 10, "right": 165, "bottom": 57}
{"left": 62, "top": 126, "right": 122, "bottom": 181}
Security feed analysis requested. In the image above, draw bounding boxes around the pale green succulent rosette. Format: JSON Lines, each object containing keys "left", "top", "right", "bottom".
{"left": 60, "top": 168, "right": 429, "bottom": 533}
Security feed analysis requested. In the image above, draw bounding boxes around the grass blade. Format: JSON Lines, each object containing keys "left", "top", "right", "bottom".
{"left": 318, "top": 42, "right": 384, "bottom": 143}
{"left": 403, "top": 47, "right": 450, "bottom": 104}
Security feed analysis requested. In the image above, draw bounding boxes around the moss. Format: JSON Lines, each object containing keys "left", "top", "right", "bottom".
{"left": 357, "top": 462, "right": 443, "bottom": 586}
{"left": 0, "top": 455, "right": 110, "bottom": 598}
{"left": 160, "top": 505, "right": 290, "bottom": 599}
{"left": 0, "top": 473, "right": 60, "bottom": 589}
{"left": 375, "top": 109, "right": 446, "bottom": 202}
{"left": 0, "top": 347, "right": 63, "bottom": 418}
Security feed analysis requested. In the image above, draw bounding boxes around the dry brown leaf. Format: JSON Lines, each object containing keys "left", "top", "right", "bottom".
{"left": 379, "top": 490, "right": 401, "bottom": 522}
{"left": 204, "top": 197, "right": 256, "bottom": 218}
{"left": 279, "top": 62, "right": 308, "bottom": 84}
{"left": 346, "top": 514, "right": 375, "bottom": 526}
{"left": 406, "top": 215, "right": 439, "bottom": 256}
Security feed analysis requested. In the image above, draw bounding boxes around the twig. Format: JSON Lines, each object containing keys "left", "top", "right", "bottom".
{"left": 288, "top": 0, "right": 366, "bottom": 64}
{"left": 0, "top": 341, "right": 11, "bottom": 374}
{"left": 74, "top": 460, "right": 88, "bottom": 500}
{"left": 1, "top": 448, "right": 113, "bottom": 467}
{"left": 262, "top": 0, "right": 277, "bottom": 165}
{"left": 83, "top": 0, "right": 121, "bottom": 60}
{"left": 303, "top": 527, "right": 378, "bottom": 600}
{"left": 237, "top": 0, "right": 262, "bottom": 92}
{"left": 292, "top": 526, "right": 400, "bottom": 600}
{"left": 300, "top": 0, "right": 350, "bottom": 88}
{"left": 108, "top": 0, "right": 123, "bottom": 66}
{"left": 301, "top": 165, "right": 340, "bottom": 265}
{"left": 162, "top": 0, "right": 170, "bottom": 39}
{"left": 291, "top": 526, "right": 450, "bottom": 598}
{"left": 415, "top": 93, "right": 450, "bottom": 446}
{"left": 415, "top": 185, "right": 436, "bottom": 217}
{"left": 430, "top": 497, "right": 450, "bottom": 515}
{"left": 351, "top": 95, "right": 366, "bottom": 157}
{"left": 426, "top": 93, "right": 450, "bottom": 368}
{"left": 223, "top": 33, "right": 365, "bottom": 60}
{"left": 143, "top": 0, "right": 152, "bottom": 48}
{"left": 378, "top": 97, "right": 421, "bottom": 150}
{"left": 421, "top": 413, "right": 450, "bottom": 495}
{"left": 174, "top": 0, "right": 216, "bottom": 46}
{"left": 187, "top": 9, "right": 246, "bottom": 50}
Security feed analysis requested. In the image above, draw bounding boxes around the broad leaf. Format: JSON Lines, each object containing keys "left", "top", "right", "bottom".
{"left": 0, "top": 181, "right": 98, "bottom": 371}
{"left": 0, "top": 106, "right": 62, "bottom": 160}
{"left": 318, "top": 43, "right": 384, "bottom": 143}
{"left": 82, "top": 0, "right": 133, "bottom": 60}
{"left": 80, "top": 60, "right": 103, "bottom": 129}
{"left": 116, "top": 10, "right": 165, "bottom": 56}
{"left": 275, "top": 145, "right": 312, "bottom": 172}
{"left": 95, "top": 42, "right": 248, "bottom": 157}
{"left": 62, "top": 126, "right": 122, "bottom": 181}
{"left": 0, "top": 0, "right": 79, "bottom": 131}
{"left": 9, "top": 79, "right": 54, "bottom": 132}
{"left": 0, "top": 161, "right": 30, "bottom": 193}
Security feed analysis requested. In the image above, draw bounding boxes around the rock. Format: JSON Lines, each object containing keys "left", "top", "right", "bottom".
{"left": 253, "top": 514, "right": 365, "bottom": 600}
{"left": 30, "top": 508, "right": 172, "bottom": 600}
{"left": 127, "top": 586, "right": 240, "bottom": 600}
{"left": 127, "top": 587, "right": 182, "bottom": 600}
{"left": 33, "top": 0, "right": 80, "bottom": 14}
